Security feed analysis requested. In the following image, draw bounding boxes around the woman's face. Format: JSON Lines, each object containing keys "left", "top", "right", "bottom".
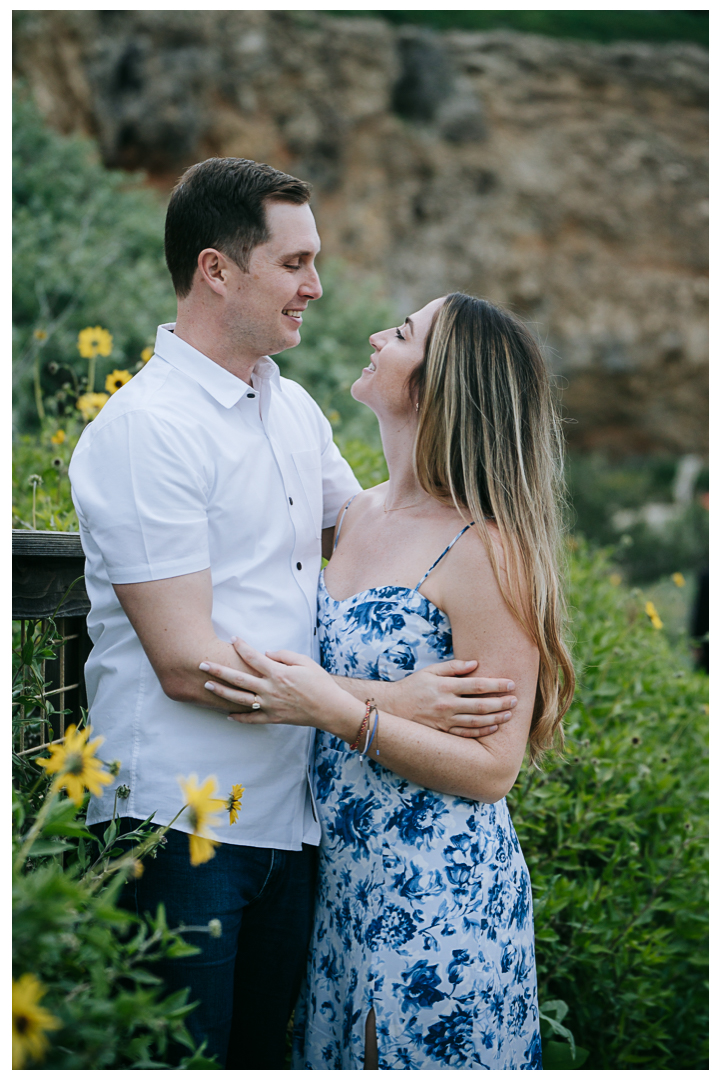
{"left": 351, "top": 297, "right": 445, "bottom": 418}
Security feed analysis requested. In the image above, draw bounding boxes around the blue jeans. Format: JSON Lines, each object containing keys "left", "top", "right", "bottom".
{"left": 92, "top": 819, "right": 317, "bottom": 1068}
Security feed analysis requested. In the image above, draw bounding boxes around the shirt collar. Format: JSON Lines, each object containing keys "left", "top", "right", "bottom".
{"left": 153, "top": 323, "right": 282, "bottom": 408}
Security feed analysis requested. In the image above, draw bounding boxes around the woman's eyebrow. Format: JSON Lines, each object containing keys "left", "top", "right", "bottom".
{"left": 404, "top": 317, "right": 415, "bottom": 336}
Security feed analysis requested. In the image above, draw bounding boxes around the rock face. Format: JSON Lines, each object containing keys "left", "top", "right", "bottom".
{"left": 13, "top": 9, "right": 708, "bottom": 454}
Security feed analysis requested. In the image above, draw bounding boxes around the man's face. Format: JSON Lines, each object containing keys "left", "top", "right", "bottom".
{"left": 224, "top": 201, "right": 322, "bottom": 360}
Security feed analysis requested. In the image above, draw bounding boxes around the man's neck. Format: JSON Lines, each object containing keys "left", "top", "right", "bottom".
{"left": 173, "top": 312, "right": 263, "bottom": 385}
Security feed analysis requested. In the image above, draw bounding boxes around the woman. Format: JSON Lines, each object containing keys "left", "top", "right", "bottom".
{"left": 201, "top": 293, "right": 574, "bottom": 1070}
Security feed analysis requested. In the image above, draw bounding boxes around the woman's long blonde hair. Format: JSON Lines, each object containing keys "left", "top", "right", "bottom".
{"left": 411, "top": 293, "right": 574, "bottom": 763}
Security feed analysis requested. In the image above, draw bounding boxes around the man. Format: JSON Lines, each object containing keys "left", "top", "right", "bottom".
{"left": 69, "top": 158, "right": 518, "bottom": 1068}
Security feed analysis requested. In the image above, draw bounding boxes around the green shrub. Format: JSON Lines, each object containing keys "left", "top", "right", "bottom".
{"left": 330, "top": 10, "right": 709, "bottom": 47}
{"left": 508, "top": 540, "right": 709, "bottom": 1070}
{"left": 12, "top": 91, "right": 175, "bottom": 435}
{"left": 275, "top": 258, "right": 396, "bottom": 447}
{"left": 12, "top": 420, "right": 82, "bottom": 532}
{"left": 12, "top": 618, "right": 220, "bottom": 1070}
{"left": 13, "top": 92, "right": 708, "bottom": 1070}
{"left": 566, "top": 453, "right": 709, "bottom": 584}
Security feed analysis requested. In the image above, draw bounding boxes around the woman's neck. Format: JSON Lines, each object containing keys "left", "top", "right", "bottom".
{"left": 378, "top": 411, "right": 428, "bottom": 510}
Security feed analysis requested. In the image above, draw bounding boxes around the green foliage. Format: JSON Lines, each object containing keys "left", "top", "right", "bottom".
{"left": 12, "top": 90, "right": 707, "bottom": 1070}
{"left": 12, "top": 621, "right": 219, "bottom": 1070}
{"left": 539, "top": 1000, "right": 589, "bottom": 1070}
{"left": 508, "top": 540, "right": 708, "bottom": 1070}
{"left": 566, "top": 453, "right": 709, "bottom": 583}
{"left": 13, "top": 859, "right": 217, "bottom": 1069}
{"left": 13, "top": 420, "right": 82, "bottom": 531}
{"left": 12, "top": 90, "right": 174, "bottom": 434}
{"left": 278, "top": 258, "right": 396, "bottom": 447}
{"left": 331, "top": 10, "right": 709, "bottom": 47}
{"left": 335, "top": 437, "right": 388, "bottom": 491}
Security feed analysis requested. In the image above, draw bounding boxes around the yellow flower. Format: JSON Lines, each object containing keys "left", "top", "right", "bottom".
{"left": 33, "top": 328, "right": 48, "bottom": 341}
{"left": 37, "top": 723, "right": 114, "bottom": 806}
{"left": 76, "top": 392, "right": 109, "bottom": 421}
{"left": 50, "top": 429, "right": 66, "bottom": 445}
{"left": 105, "top": 369, "right": 132, "bottom": 394}
{"left": 609, "top": 573, "right": 622, "bottom": 587}
{"left": 12, "top": 974, "right": 62, "bottom": 1069}
{"left": 140, "top": 346, "right": 154, "bottom": 364}
{"left": 644, "top": 600, "right": 663, "bottom": 630}
{"left": 672, "top": 572, "right": 686, "bottom": 588}
{"left": 77, "top": 326, "right": 113, "bottom": 359}
{"left": 178, "top": 774, "right": 225, "bottom": 866}
{"left": 226, "top": 784, "right": 245, "bottom": 825}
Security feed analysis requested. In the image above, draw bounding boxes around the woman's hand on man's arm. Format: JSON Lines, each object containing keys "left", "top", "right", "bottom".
{"left": 332, "top": 664, "right": 518, "bottom": 738}
{"left": 201, "top": 639, "right": 522, "bottom": 803}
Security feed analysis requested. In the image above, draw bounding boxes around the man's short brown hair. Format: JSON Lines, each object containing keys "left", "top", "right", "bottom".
{"left": 164, "top": 157, "right": 312, "bottom": 297}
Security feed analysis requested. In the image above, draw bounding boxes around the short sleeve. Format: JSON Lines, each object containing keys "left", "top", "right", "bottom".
{"left": 316, "top": 412, "right": 362, "bottom": 530}
{"left": 69, "top": 411, "right": 211, "bottom": 584}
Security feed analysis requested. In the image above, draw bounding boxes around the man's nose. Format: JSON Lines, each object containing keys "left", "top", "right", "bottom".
{"left": 300, "top": 265, "right": 322, "bottom": 301}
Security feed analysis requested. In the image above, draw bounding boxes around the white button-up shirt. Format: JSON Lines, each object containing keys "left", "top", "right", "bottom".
{"left": 69, "top": 323, "right": 360, "bottom": 850}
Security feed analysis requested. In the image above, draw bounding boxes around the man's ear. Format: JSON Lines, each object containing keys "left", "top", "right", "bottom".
{"left": 196, "top": 248, "right": 231, "bottom": 294}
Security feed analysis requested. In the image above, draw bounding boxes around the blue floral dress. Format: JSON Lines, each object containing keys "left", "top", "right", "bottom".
{"left": 293, "top": 517, "right": 542, "bottom": 1071}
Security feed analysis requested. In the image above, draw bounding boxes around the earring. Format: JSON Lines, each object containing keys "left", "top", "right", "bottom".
{"left": 415, "top": 402, "right": 419, "bottom": 411}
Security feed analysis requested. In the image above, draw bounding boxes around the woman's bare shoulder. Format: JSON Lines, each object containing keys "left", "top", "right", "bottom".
{"left": 334, "top": 484, "right": 385, "bottom": 529}
{"left": 439, "top": 519, "right": 526, "bottom": 613}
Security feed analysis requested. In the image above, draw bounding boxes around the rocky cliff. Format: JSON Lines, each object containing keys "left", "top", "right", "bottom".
{"left": 13, "top": 9, "right": 708, "bottom": 454}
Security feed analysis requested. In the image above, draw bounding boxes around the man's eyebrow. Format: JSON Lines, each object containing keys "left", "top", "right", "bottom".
{"left": 281, "top": 248, "right": 320, "bottom": 260}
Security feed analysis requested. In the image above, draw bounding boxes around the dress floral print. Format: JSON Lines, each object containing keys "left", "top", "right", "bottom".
{"left": 293, "top": 526, "right": 542, "bottom": 1070}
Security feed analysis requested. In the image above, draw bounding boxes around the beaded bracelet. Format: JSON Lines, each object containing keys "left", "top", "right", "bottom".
{"left": 349, "top": 699, "right": 373, "bottom": 751}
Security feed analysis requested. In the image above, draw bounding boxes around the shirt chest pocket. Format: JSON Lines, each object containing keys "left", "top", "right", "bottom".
{"left": 292, "top": 449, "right": 323, "bottom": 538}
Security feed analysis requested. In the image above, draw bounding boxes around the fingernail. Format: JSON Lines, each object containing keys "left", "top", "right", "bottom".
{"left": 204, "top": 681, "right": 214, "bottom": 690}
{"left": 230, "top": 636, "right": 238, "bottom": 643}
{"left": 510, "top": 697, "right": 518, "bottom": 707}
{"left": 199, "top": 662, "right": 210, "bottom": 671}
{"left": 507, "top": 681, "right": 515, "bottom": 691}
{"left": 504, "top": 712, "right": 512, "bottom": 721}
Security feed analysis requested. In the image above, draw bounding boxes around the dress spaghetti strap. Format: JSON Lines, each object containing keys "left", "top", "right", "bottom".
{"left": 333, "top": 493, "right": 359, "bottom": 552}
{"left": 415, "top": 523, "right": 474, "bottom": 589}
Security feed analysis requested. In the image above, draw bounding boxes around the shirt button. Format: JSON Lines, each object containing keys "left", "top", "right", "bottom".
{"left": 289, "top": 496, "right": 294, "bottom": 505}
{"left": 296, "top": 562, "right": 302, "bottom": 571}
{"left": 247, "top": 392, "right": 256, "bottom": 399}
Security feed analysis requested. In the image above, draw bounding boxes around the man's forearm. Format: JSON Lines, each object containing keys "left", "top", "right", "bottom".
{"left": 113, "top": 573, "right": 256, "bottom": 712}
{"left": 165, "top": 636, "right": 256, "bottom": 710}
